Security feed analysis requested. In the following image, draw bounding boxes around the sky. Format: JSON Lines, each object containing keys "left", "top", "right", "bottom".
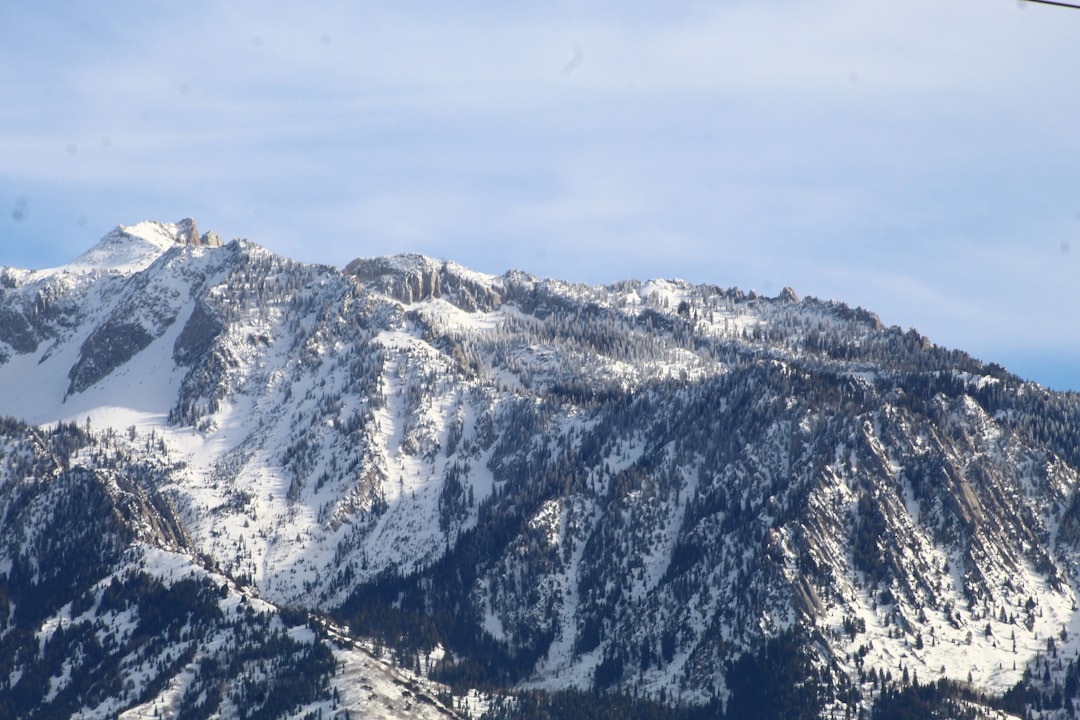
{"left": 1, "top": 0, "right": 1078, "bottom": 391}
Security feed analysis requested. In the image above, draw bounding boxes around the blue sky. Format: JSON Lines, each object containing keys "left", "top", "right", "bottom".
{"left": 2, "top": 0, "right": 1079, "bottom": 391}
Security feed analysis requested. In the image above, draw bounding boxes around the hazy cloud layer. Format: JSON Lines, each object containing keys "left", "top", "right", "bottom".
{"left": 2, "top": 0, "right": 1078, "bottom": 389}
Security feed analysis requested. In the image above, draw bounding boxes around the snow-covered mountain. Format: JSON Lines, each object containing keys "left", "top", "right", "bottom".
{"left": 3, "top": 220, "right": 1080, "bottom": 719}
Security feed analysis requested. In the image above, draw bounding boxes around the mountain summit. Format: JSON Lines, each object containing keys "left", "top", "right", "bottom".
{"left": 2, "top": 222, "right": 1080, "bottom": 719}
{"left": 62, "top": 218, "right": 221, "bottom": 275}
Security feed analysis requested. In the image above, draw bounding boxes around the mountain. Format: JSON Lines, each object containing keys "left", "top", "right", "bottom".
{"left": 3, "top": 219, "right": 1080, "bottom": 719}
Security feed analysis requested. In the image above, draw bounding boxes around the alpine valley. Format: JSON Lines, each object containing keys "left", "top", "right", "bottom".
{"left": 3, "top": 220, "right": 1080, "bottom": 720}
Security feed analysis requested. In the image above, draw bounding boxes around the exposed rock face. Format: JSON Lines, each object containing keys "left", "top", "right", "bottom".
{"left": 173, "top": 217, "right": 222, "bottom": 247}
{"left": 175, "top": 217, "right": 200, "bottom": 245}
{"left": 199, "top": 230, "right": 223, "bottom": 247}
{"left": 345, "top": 254, "right": 505, "bottom": 312}
{"left": 0, "top": 306, "right": 37, "bottom": 354}
{"left": 67, "top": 319, "right": 156, "bottom": 395}
{"left": 173, "top": 300, "right": 225, "bottom": 366}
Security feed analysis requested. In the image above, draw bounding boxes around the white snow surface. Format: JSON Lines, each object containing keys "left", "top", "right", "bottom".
{"left": 61, "top": 221, "right": 189, "bottom": 275}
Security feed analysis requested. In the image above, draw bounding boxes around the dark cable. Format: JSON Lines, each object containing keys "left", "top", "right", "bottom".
{"left": 1023, "top": 0, "right": 1080, "bottom": 8}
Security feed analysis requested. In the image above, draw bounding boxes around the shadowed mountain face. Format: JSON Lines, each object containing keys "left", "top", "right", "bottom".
{"left": 2, "top": 221, "right": 1079, "bottom": 719}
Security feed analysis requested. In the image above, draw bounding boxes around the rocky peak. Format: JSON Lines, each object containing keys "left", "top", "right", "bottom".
{"left": 174, "top": 217, "right": 222, "bottom": 248}
{"left": 175, "top": 217, "right": 200, "bottom": 246}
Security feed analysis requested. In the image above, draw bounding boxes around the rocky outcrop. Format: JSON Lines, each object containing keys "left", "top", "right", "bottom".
{"left": 0, "top": 306, "right": 37, "bottom": 354}
{"left": 345, "top": 254, "right": 504, "bottom": 312}
{"left": 67, "top": 320, "right": 155, "bottom": 395}
{"left": 173, "top": 301, "right": 225, "bottom": 366}
{"left": 174, "top": 217, "right": 222, "bottom": 247}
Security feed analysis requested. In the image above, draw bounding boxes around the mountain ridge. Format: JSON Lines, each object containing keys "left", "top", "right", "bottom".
{"left": 3, "top": 220, "right": 1080, "bottom": 719}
